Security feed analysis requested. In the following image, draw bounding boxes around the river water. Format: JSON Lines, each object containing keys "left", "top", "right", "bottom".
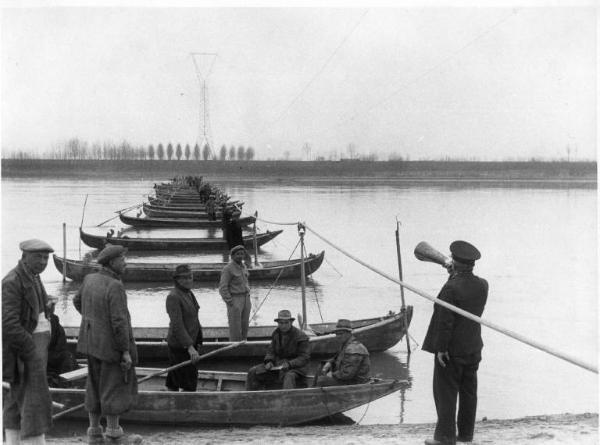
{"left": 1, "top": 176, "right": 597, "bottom": 424}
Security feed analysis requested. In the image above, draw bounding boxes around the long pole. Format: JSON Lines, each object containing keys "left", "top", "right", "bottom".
{"left": 298, "top": 223, "right": 307, "bottom": 330}
{"left": 79, "top": 194, "right": 88, "bottom": 258}
{"left": 253, "top": 211, "right": 259, "bottom": 265}
{"left": 53, "top": 340, "right": 247, "bottom": 420}
{"left": 395, "top": 219, "right": 411, "bottom": 353}
{"left": 62, "top": 223, "right": 67, "bottom": 283}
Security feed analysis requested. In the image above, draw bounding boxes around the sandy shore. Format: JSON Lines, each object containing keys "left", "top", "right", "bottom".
{"left": 46, "top": 413, "right": 597, "bottom": 444}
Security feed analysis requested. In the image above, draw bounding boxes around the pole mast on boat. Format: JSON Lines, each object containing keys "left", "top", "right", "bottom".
{"left": 298, "top": 223, "right": 308, "bottom": 330}
{"left": 190, "top": 52, "right": 217, "bottom": 159}
{"left": 395, "top": 218, "right": 411, "bottom": 354}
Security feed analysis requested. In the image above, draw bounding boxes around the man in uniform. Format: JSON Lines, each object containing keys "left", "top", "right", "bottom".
{"left": 314, "top": 319, "right": 371, "bottom": 386}
{"left": 423, "top": 240, "right": 488, "bottom": 445}
{"left": 3, "top": 239, "right": 55, "bottom": 445}
{"left": 246, "top": 310, "right": 310, "bottom": 390}
{"left": 73, "top": 244, "right": 142, "bottom": 445}
{"left": 218, "top": 245, "right": 252, "bottom": 341}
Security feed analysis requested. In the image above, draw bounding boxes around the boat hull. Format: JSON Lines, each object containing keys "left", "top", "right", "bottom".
{"left": 79, "top": 228, "right": 283, "bottom": 251}
{"left": 119, "top": 213, "right": 255, "bottom": 229}
{"left": 64, "top": 309, "right": 413, "bottom": 362}
{"left": 52, "top": 251, "right": 325, "bottom": 282}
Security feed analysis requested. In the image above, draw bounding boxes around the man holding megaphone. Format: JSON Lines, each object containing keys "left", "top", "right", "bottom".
{"left": 420, "top": 241, "right": 488, "bottom": 445}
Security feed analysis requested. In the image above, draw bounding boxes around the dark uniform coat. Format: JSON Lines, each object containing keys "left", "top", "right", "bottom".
{"left": 422, "top": 271, "right": 488, "bottom": 356}
{"left": 73, "top": 268, "right": 137, "bottom": 364}
{"left": 328, "top": 336, "right": 370, "bottom": 384}
{"left": 264, "top": 326, "right": 310, "bottom": 375}
{"left": 2, "top": 261, "right": 50, "bottom": 384}
{"left": 166, "top": 286, "right": 203, "bottom": 349}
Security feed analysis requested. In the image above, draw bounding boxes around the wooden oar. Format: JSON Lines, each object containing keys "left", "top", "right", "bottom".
{"left": 95, "top": 203, "right": 143, "bottom": 227}
{"left": 52, "top": 340, "right": 247, "bottom": 420}
{"left": 2, "top": 382, "right": 65, "bottom": 410}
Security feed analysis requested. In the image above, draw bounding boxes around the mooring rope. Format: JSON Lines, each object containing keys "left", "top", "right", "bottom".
{"left": 301, "top": 223, "right": 597, "bottom": 375}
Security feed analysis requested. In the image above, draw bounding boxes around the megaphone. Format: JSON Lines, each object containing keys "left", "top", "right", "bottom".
{"left": 414, "top": 241, "right": 451, "bottom": 268}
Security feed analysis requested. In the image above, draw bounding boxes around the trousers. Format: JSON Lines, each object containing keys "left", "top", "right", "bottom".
{"left": 3, "top": 332, "right": 52, "bottom": 438}
{"left": 226, "top": 293, "right": 251, "bottom": 341}
{"left": 432, "top": 352, "right": 481, "bottom": 444}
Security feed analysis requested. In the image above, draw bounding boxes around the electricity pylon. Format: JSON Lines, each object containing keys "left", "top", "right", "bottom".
{"left": 190, "top": 52, "right": 217, "bottom": 159}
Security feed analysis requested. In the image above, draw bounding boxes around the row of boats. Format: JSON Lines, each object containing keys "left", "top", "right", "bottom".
{"left": 52, "top": 177, "right": 413, "bottom": 426}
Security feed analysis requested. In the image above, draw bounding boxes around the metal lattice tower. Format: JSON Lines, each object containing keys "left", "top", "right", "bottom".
{"left": 190, "top": 52, "right": 218, "bottom": 159}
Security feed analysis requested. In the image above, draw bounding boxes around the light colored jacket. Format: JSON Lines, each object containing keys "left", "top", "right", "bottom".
{"left": 218, "top": 260, "right": 250, "bottom": 303}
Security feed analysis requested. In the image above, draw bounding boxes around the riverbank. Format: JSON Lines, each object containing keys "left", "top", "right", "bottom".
{"left": 1, "top": 159, "right": 596, "bottom": 186}
{"left": 45, "top": 413, "right": 598, "bottom": 444}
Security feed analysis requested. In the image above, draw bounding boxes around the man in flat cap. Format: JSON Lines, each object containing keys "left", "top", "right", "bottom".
{"left": 164, "top": 264, "right": 203, "bottom": 392}
{"left": 423, "top": 241, "right": 488, "bottom": 445}
{"left": 73, "top": 244, "right": 142, "bottom": 444}
{"left": 219, "top": 245, "right": 252, "bottom": 341}
{"left": 2, "top": 239, "right": 55, "bottom": 444}
{"left": 246, "top": 309, "right": 310, "bottom": 390}
{"left": 314, "top": 319, "right": 371, "bottom": 387}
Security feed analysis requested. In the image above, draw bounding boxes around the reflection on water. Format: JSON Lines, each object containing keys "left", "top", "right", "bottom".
{"left": 2, "top": 177, "right": 597, "bottom": 424}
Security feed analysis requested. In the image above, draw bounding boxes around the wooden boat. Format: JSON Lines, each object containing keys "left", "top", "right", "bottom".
{"left": 119, "top": 212, "right": 255, "bottom": 229}
{"left": 52, "top": 251, "right": 325, "bottom": 282}
{"left": 79, "top": 227, "right": 283, "bottom": 251}
{"left": 148, "top": 196, "right": 242, "bottom": 209}
{"left": 64, "top": 309, "right": 413, "bottom": 362}
{"left": 49, "top": 368, "right": 407, "bottom": 425}
{"left": 143, "top": 203, "right": 223, "bottom": 219}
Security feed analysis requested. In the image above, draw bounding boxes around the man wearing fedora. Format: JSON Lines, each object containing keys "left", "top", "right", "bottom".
{"left": 165, "top": 264, "right": 203, "bottom": 392}
{"left": 314, "top": 319, "right": 371, "bottom": 387}
{"left": 73, "top": 244, "right": 141, "bottom": 445}
{"left": 422, "top": 241, "right": 488, "bottom": 445}
{"left": 3, "top": 239, "right": 55, "bottom": 445}
{"left": 218, "top": 245, "right": 252, "bottom": 341}
{"left": 246, "top": 310, "right": 310, "bottom": 390}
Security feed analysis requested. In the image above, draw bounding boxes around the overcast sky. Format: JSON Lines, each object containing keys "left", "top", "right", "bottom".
{"left": 1, "top": 2, "right": 596, "bottom": 161}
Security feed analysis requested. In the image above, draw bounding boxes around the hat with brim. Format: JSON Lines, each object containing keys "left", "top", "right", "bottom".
{"left": 173, "top": 264, "right": 193, "bottom": 279}
{"left": 19, "top": 239, "right": 54, "bottom": 253}
{"left": 230, "top": 245, "right": 246, "bottom": 256}
{"left": 274, "top": 309, "right": 295, "bottom": 322}
{"left": 97, "top": 244, "right": 127, "bottom": 265}
{"left": 334, "top": 319, "right": 353, "bottom": 333}
{"left": 450, "top": 240, "right": 481, "bottom": 265}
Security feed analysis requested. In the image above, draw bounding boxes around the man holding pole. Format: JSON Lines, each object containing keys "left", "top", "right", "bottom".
{"left": 422, "top": 241, "right": 488, "bottom": 445}
{"left": 73, "top": 244, "right": 142, "bottom": 445}
{"left": 3, "top": 239, "right": 55, "bottom": 445}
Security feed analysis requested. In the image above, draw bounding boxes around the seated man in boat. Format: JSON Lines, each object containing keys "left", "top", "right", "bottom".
{"left": 314, "top": 319, "right": 371, "bottom": 387}
{"left": 246, "top": 310, "right": 310, "bottom": 390}
{"left": 47, "top": 296, "right": 78, "bottom": 387}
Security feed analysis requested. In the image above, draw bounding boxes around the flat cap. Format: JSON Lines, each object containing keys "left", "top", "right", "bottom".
{"left": 450, "top": 240, "right": 481, "bottom": 265}
{"left": 97, "top": 244, "right": 127, "bottom": 265}
{"left": 230, "top": 245, "right": 246, "bottom": 256}
{"left": 334, "top": 319, "right": 353, "bottom": 332}
{"left": 19, "top": 239, "right": 54, "bottom": 253}
{"left": 274, "top": 309, "right": 295, "bottom": 322}
{"left": 173, "top": 264, "right": 193, "bottom": 279}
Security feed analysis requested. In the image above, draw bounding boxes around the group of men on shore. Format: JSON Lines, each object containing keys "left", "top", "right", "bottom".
{"left": 3, "top": 237, "right": 487, "bottom": 445}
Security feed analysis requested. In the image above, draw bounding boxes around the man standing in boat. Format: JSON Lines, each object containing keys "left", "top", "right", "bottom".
{"left": 3, "top": 239, "right": 55, "bottom": 445}
{"left": 73, "top": 244, "right": 142, "bottom": 445}
{"left": 314, "top": 319, "right": 371, "bottom": 387}
{"left": 165, "top": 264, "right": 203, "bottom": 392}
{"left": 219, "top": 245, "right": 252, "bottom": 341}
{"left": 422, "top": 241, "right": 488, "bottom": 445}
{"left": 246, "top": 310, "right": 310, "bottom": 390}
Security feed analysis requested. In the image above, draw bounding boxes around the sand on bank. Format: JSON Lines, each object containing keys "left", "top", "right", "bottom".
{"left": 46, "top": 413, "right": 597, "bottom": 444}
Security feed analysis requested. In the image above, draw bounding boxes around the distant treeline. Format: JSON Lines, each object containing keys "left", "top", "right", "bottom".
{"left": 1, "top": 159, "right": 596, "bottom": 185}
{"left": 6, "top": 138, "right": 256, "bottom": 161}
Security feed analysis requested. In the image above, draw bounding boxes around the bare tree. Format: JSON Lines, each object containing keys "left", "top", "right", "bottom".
{"left": 175, "top": 143, "right": 182, "bottom": 160}
{"left": 237, "top": 145, "right": 245, "bottom": 160}
{"left": 148, "top": 144, "right": 155, "bottom": 160}
{"left": 246, "top": 146, "right": 255, "bottom": 160}
{"left": 347, "top": 143, "right": 356, "bottom": 159}
{"left": 202, "top": 144, "right": 211, "bottom": 160}
{"left": 219, "top": 145, "right": 227, "bottom": 160}
{"left": 184, "top": 144, "right": 191, "bottom": 160}
{"left": 194, "top": 144, "right": 201, "bottom": 160}
{"left": 302, "top": 143, "right": 311, "bottom": 161}
{"left": 167, "top": 143, "right": 173, "bottom": 160}
{"left": 228, "top": 145, "right": 236, "bottom": 160}
{"left": 157, "top": 143, "right": 165, "bottom": 160}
